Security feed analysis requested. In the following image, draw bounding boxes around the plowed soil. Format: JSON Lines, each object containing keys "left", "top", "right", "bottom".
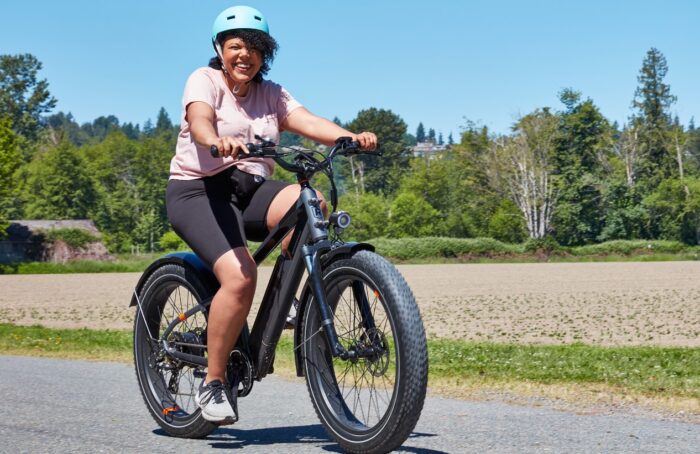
{"left": 1, "top": 261, "right": 698, "bottom": 346}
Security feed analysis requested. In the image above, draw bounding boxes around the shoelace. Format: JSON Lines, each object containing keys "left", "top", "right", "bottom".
{"left": 201, "top": 381, "right": 226, "bottom": 405}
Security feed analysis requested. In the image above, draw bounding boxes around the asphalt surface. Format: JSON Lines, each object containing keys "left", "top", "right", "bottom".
{"left": 0, "top": 356, "right": 697, "bottom": 453}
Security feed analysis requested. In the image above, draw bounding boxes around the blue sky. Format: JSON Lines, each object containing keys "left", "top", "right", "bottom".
{"left": 2, "top": 1, "right": 698, "bottom": 138}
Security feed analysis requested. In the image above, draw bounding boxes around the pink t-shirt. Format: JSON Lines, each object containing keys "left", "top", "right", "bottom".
{"left": 170, "top": 67, "right": 303, "bottom": 179}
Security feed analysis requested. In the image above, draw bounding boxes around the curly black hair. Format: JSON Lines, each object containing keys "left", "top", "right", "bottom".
{"left": 209, "top": 29, "right": 278, "bottom": 83}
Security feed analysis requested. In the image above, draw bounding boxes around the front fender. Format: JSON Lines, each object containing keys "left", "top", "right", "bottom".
{"left": 293, "top": 241, "right": 375, "bottom": 376}
{"left": 129, "top": 252, "right": 219, "bottom": 307}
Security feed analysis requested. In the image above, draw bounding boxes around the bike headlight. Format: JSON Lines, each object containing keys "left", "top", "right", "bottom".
{"left": 330, "top": 211, "right": 351, "bottom": 230}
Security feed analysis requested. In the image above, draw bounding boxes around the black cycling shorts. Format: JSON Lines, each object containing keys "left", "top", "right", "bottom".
{"left": 166, "top": 166, "right": 290, "bottom": 268}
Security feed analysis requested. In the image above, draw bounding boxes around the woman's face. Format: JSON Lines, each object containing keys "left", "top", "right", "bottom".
{"left": 220, "top": 37, "right": 262, "bottom": 86}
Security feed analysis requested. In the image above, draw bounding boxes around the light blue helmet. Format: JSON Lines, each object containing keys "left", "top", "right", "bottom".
{"left": 211, "top": 5, "right": 269, "bottom": 46}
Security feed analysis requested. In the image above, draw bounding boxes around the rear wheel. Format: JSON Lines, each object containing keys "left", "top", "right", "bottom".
{"left": 301, "top": 250, "right": 428, "bottom": 453}
{"left": 133, "top": 263, "right": 217, "bottom": 438}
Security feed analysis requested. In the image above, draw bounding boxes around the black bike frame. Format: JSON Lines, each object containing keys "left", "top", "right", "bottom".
{"left": 159, "top": 140, "right": 378, "bottom": 380}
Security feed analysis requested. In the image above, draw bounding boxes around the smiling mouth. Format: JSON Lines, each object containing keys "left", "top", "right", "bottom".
{"left": 234, "top": 63, "right": 252, "bottom": 71}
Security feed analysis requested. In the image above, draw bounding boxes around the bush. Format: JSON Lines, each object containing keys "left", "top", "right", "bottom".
{"left": 572, "top": 240, "right": 689, "bottom": 256}
{"left": 488, "top": 200, "right": 527, "bottom": 243}
{"left": 522, "top": 236, "right": 565, "bottom": 255}
{"left": 159, "top": 230, "right": 188, "bottom": 251}
{"left": 44, "top": 228, "right": 99, "bottom": 249}
{"left": 370, "top": 237, "right": 521, "bottom": 260}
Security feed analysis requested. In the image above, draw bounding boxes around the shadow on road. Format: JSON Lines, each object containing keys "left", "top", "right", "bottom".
{"left": 154, "top": 425, "right": 441, "bottom": 452}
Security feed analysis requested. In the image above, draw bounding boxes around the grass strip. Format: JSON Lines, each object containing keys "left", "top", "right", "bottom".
{"left": 1, "top": 323, "right": 697, "bottom": 401}
{"left": 0, "top": 323, "right": 132, "bottom": 362}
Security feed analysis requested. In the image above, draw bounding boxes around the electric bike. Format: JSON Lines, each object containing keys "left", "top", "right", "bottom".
{"left": 131, "top": 137, "right": 428, "bottom": 453}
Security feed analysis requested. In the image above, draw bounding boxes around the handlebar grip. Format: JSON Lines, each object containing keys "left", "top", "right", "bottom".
{"left": 347, "top": 141, "right": 382, "bottom": 155}
{"left": 210, "top": 144, "right": 263, "bottom": 158}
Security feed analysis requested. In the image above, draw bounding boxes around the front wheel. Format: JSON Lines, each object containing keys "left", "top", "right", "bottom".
{"left": 301, "top": 250, "right": 428, "bottom": 453}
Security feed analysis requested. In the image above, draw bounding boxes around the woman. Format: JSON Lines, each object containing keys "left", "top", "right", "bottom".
{"left": 166, "top": 5, "right": 378, "bottom": 423}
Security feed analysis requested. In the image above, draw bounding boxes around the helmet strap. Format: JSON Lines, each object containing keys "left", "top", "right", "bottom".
{"left": 215, "top": 40, "right": 251, "bottom": 96}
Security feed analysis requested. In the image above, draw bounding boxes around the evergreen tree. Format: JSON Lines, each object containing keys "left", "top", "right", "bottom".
{"left": 448, "top": 132, "right": 454, "bottom": 145}
{"left": 416, "top": 122, "right": 425, "bottom": 142}
{"left": 552, "top": 89, "right": 612, "bottom": 245}
{"left": 632, "top": 48, "right": 677, "bottom": 185}
{"left": 428, "top": 128, "right": 436, "bottom": 143}
{"left": 46, "top": 112, "right": 89, "bottom": 146}
{"left": 82, "top": 115, "right": 120, "bottom": 142}
{"left": 438, "top": 132, "right": 444, "bottom": 145}
{"left": 155, "top": 107, "right": 173, "bottom": 132}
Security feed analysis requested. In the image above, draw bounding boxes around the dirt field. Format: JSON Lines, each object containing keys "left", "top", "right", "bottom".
{"left": 1, "top": 261, "right": 699, "bottom": 347}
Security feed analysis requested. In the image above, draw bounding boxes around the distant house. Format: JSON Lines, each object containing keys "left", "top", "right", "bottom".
{"left": 412, "top": 141, "right": 450, "bottom": 158}
{"left": 0, "top": 220, "right": 111, "bottom": 264}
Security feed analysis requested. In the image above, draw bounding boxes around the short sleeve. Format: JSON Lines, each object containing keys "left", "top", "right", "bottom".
{"left": 182, "top": 68, "right": 217, "bottom": 110}
{"left": 276, "top": 87, "right": 303, "bottom": 124}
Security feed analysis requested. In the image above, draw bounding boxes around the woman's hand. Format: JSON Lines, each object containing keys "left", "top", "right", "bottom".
{"left": 214, "top": 136, "right": 249, "bottom": 159}
{"left": 353, "top": 132, "right": 378, "bottom": 151}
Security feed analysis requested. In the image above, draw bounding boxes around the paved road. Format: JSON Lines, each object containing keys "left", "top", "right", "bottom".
{"left": 0, "top": 356, "right": 697, "bottom": 453}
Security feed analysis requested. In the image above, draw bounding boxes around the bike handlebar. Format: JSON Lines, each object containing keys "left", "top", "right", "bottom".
{"left": 209, "top": 136, "right": 381, "bottom": 159}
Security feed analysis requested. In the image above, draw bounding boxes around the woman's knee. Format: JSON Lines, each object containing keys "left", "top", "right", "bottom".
{"left": 315, "top": 190, "right": 328, "bottom": 216}
{"left": 213, "top": 248, "right": 257, "bottom": 296}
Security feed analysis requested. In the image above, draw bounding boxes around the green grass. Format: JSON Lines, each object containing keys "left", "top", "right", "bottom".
{"left": 2, "top": 250, "right": 699, "bottom": 275}
{"left": 427, "top": 339, "right": 700, "bottom": 399}
{"left": 0, "top": 323, "right": 132, "bottom": 361}
{"left": 2, "top": 323, "right": 697, "bottom": 400}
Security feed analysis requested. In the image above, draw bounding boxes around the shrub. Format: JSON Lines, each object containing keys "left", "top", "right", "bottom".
{"left": 159, "top": 230, "right": 188, "bottom": 251}
{"left": 522, "top": 236, "right": 565, "bottom": 254}
{"left": 370, "top": 237, "right": 521, "bottom": 260}
{"left": 44, "top": 228, "right": 99, "bottom": 249}
{"left": 572, "top": 240, "right": 688, "bottom": 256}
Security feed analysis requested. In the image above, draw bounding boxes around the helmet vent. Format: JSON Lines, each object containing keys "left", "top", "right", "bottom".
{"left": 227, "top": 15, "right": 236, "bottom": 20}
{"left": 254, "top": 16, "right": 261, "bottom": 21}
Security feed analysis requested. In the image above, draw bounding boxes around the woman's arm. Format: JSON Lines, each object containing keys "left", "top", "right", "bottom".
{"left": 187, "top": 101, "right": 249, "bottom": 158}
{"left": 282, "top": 107, "right": 378, "bottom": 150}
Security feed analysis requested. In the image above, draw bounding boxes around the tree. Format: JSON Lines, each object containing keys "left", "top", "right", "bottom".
{"left": 0, "top": 54, "right": 57, "bottom": 141}
{"left": 448, "top": 132, "right": 454, "bottom": 145}
{"left": 21, "top": 141, "right": 96, "bottom": 219}
{"left": 438, "top": 132, "right": 444, "bottom": 145}
{"left": 488, "top": 109, "right": 559, "bottom": 239}
{"left": 46, "top": 111, "right": 89, "bottom": 146}
{"left": 645, "top": 177, "right": 700, "bottom": 244}
{"left": 338, "top": 192, "right": 389, "bottom": 240}
{"left": 428, "top": 128, "right": 436, "bottom": 143}
{"left": 416, "top": 122, "right": 425, "bottom": 142}
{"left": 631, "top": 48, "right": 677, "bottom": 185}
{"left": 156, "top": 107, "right": 173, "bottom": 132}
{"left": 81, "top": 115, "right": 120, "bottom": 142}
{"left": 386, "top": 191, "right": 440, "bottom": 238}
{"left": 0, "top": 116, "right": 21, "bottom": 220}
{"left": 79, "top": 131, "right": 141, "bottom": 251}
{"left": 551, "top": 89, "right": 612, "bottom": 245}
{"left": 346, "top": 108, "right": 408, "bottom": 195}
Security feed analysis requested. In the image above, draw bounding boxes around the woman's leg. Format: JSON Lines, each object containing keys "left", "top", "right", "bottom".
{"left": 265, "top": 186, "right": 327, "bottom": 254}
{"left": 206, "top": 246, "right": 257, "bottom": 383}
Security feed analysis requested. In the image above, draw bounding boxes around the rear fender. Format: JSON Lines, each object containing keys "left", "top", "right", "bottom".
{"left": 292, "top": 242, "right": 375, "bottom": 376}
{"left": 129, "top": 252, "right": 219, "bottom": 307}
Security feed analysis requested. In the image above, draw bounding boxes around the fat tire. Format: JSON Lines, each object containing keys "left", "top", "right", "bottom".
{"left": 301, "top": 250, "right": 428, "bottom": 453}
{"left": 133, "top": 263, "right": 217, "bottom": 438}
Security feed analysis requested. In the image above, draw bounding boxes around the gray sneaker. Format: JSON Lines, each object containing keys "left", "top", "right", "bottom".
{"left": 195, "top": 379, "right": 237, "bottom": 423}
